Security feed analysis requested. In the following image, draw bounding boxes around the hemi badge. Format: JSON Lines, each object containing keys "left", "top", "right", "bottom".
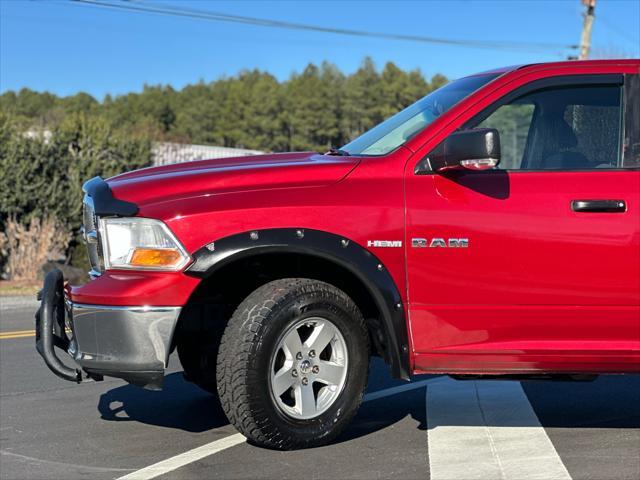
{"left": 367, "top": 240, "right": 402, "bottom": 248}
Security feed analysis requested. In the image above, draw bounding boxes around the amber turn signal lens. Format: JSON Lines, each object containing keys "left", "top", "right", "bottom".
{"left": 129, "top": 248, "right": 182, "bottom": 267}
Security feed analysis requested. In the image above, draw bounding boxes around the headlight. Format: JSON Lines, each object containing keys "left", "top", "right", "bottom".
{"left": 99, "top": 217, "right": 190, "bottom": 271}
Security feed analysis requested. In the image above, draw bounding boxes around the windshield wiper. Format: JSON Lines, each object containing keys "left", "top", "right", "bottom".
{"left": 326, "top": 148, "right": 351, "bottom": 156}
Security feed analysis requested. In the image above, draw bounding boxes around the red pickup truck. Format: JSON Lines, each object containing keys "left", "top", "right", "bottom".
{"left": 36, "top": 59, "right": 640, "bottom": 450}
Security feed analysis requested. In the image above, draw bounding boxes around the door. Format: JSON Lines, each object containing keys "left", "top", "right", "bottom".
{"left": 406, "top": 74, "right": 640, "bottom": 374}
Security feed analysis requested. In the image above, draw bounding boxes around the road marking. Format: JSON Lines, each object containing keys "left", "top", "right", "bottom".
{"left": 426, "top": 378, "right": 572, "bottom": 480}
{"left": 117, "top": 377, "right": 442, "bottom": 480}
{"left": 0, "top": 329, "right": 35, "bottom": 340}
{"left": 0, "top": 328, "right": 72, "bottom": 340}
{"left": 117, "top": 433, "right": 246, "bottom": 480}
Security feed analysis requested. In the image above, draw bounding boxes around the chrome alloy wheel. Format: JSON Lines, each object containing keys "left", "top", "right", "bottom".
{"left": 269, "top": 317, "right": 348, "bottom": 420}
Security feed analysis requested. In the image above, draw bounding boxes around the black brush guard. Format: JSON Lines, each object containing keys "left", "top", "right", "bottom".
{"left": 35, "top": 269, "right": 82, "bottom": 383}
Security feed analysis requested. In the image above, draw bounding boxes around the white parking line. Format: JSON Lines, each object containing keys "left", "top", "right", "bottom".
{"left": 426, "top": 378, "right": 572, "bottom": 480}
{"left": 117, "top": 433, "right": 246, "bottom": 480}
{"left": 117, "top": 377, "right": 440, "bottom": 480}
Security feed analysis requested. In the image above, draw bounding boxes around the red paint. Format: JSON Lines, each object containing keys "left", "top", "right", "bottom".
{"left": 70, "top": 60, "right": 640, "bottom": 375}
{"left": 70, "top": 271, "right": 201, "bottom": 306}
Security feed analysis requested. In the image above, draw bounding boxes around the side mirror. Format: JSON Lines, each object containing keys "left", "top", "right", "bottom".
{"left": 416, "top": 128, "right": 501, "bottom": 173}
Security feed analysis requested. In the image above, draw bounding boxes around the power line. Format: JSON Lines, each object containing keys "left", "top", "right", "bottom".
{"left": 598, "top": 14, "right": 640, "bottom": 46}
{"left": 70, "top": 0, "right": 577, "bottom": 54}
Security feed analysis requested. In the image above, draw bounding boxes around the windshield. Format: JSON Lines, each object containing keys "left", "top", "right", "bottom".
{"left": 340, "top": 73, "right": 500, "bottom": 156}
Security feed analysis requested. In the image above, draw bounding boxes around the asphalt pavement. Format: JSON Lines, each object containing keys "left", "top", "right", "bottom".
{"left": 1, "top": 301, "right": 639, "bottom": 480}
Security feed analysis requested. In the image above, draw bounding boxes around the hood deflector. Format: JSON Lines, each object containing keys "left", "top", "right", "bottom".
{"left": 83, "top": 176, "right": 139, "bottom": 216}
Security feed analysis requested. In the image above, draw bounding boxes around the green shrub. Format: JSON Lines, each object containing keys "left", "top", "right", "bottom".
{"left": 0, "top": 113, "right": 152, "bottom": 277}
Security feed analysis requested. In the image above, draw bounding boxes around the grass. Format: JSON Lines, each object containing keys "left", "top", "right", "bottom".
{"left": 0, "top": 280, "right": 40, "bottom": 297}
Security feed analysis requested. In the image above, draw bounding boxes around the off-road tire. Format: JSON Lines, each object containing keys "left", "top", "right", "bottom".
{"left": 217, "top": 278, "right": 369, "bottom": 450}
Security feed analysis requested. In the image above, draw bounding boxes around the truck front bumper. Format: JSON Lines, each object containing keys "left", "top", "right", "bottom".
{"left": 36, "top": 269, "right": 181, "bottom": 390}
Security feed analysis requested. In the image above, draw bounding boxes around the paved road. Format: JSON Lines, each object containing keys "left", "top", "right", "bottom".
{"left": 1, "top": 303, "right": 639, "bottom": 480}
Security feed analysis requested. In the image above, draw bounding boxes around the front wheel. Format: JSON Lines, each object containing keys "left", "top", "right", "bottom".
{"left": 217, "top": 278, "right": 369, "bottom": 450}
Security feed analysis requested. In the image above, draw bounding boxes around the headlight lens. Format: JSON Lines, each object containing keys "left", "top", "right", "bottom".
{"left": 100, "top": 217, "right": 190, "bottom": 271}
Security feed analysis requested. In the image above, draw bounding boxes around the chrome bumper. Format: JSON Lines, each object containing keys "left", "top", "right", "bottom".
{"left": 70, "top": 303, "right": 181, "bottom": 389}
{"left": 36, "top": 269, "right": 181, "bottom": 390}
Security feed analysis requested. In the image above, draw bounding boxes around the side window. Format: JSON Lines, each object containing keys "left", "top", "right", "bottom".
{"left": 477, "top": 104, "right": 535, "bottom": 169}
{"left": 470, "top": 83, "right": 624, "bottom": 170}
{"left": 623, "top": 75, "right": 640, "bottom": 168}
{"left": 561, "top": 99, "right": 621, "bottom": 168}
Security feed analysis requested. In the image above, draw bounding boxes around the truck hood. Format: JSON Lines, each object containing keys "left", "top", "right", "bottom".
{"left": 107, "top": 151, "right": 359, "bottom": 208}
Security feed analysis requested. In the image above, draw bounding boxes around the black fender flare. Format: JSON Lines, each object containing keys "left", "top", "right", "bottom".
{"left": 184, "top": 228, "right": 409, "bottom": 380}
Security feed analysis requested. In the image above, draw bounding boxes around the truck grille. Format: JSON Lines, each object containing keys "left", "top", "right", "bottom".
{"left": 82, "top": 195, "right": 104, "bottom": 277}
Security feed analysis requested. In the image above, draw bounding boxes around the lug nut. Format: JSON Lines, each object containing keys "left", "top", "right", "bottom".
{"left": 292, "top": 369, "right": 298, "bottom": 377}
{"left": 312, "top": 365, "right": 319, "bottom": 374}
{"left": 301, "top": 377, "right": 309, "bottom": 386}
{"left": 309, "top": 350, "right": 316, "bottom": 358}
{"left": 296, "top": 352, "right": 303, "bottom": 360}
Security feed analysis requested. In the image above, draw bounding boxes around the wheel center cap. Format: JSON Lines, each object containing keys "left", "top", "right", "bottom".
{"left": 299, "top": 359, "right": 312, "bottom": 374}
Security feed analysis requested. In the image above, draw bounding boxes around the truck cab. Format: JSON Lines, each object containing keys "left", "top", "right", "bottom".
{"left": 36, "top": 59, "right": 640, "bottom": 450}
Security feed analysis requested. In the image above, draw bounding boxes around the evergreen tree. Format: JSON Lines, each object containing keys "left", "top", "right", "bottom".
{"left": 342, "top": 57, "right": 383, "bottom": 142}
{"left": 1, "top": 59, "right": 448, "bottom": 151}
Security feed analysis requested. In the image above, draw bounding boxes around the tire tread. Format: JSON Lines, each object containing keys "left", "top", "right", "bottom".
{"left": 217, "top": 278, "right": 368, "bottom": 449}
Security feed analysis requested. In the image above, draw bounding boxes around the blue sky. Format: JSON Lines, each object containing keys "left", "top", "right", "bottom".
{"left": 1, "top": 0, "right": 639, "bottom": 99}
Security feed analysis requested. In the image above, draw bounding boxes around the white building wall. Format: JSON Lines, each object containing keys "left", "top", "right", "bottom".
{"left": 152, "top": 142, "right": 263, "bottom": 166}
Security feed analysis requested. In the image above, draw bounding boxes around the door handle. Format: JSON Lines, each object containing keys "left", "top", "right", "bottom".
{"left": 571, "top": 199, "right": 626, "bottom": 213}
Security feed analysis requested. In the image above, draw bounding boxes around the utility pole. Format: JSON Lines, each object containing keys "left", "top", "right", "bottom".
{"left": 579, "top": 0, "right": 596, "bottom": 60}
